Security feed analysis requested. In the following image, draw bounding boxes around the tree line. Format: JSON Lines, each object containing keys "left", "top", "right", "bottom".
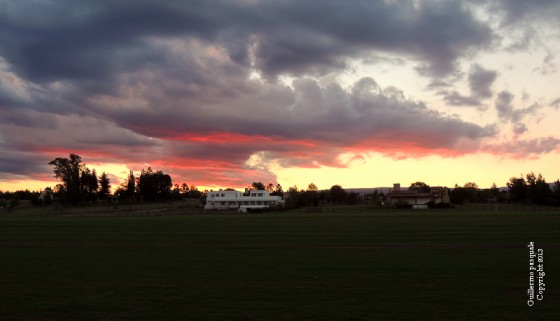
{"left": 283, "top": 184, "right": 361, "bottom": 208}
{"left": 47, "top": 153, "right": 204, "bottom": 204}
{"left": 408, "top": 174, "right": 560, "bottom": 206}
{"left": 1, "top": 154, "right": 560, "bottom": 208}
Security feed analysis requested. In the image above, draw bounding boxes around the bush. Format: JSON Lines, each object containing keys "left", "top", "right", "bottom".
{"left": 428, "top": 201, "right": 452, "bottom": 209}
{"left": 395, "top": 200, "right": 411, "bottom": 209}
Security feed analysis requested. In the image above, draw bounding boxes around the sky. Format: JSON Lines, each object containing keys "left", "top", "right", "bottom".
{"left": 1, "top": 0, "right": 559, "bottom": 192}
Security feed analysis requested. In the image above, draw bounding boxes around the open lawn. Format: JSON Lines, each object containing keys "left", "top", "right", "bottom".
{"left": 1, "top": 209, "right": 559, "bottom": 320}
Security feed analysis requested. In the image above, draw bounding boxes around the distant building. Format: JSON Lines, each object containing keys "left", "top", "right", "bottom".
{"left": 388, "top": 183, "right": 449, "bottom": 206}
{"left": 204, "top": 189, "right": 284, "bottom": 212}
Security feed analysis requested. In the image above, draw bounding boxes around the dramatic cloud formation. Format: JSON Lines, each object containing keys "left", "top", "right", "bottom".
{"left": 0, "top": 0, "right": 559, "bottom": 190}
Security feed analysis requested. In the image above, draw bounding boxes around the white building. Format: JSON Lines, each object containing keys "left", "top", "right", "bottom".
{"left": 204, "top": 189, "right": 284, "bottom": 212}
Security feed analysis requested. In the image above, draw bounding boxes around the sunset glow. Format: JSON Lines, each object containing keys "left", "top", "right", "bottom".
{"left": 1, "top": 1, "right": 559, "bottom": 193}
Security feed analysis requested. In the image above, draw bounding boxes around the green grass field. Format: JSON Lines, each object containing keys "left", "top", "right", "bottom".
{"left": 1, "top": 209, "right": 559, "bottom": 320}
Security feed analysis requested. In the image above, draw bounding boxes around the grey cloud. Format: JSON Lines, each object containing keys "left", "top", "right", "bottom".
{"left": 484, "top": 137, "right": 560, "bottom": 158}
{"left": 480, "top": 1, "right": 560, "bottom": 53}
{"left": 533, "top": 52, "right": 558, "bottom": 75}
{"left": 496, "top": 92, "right": 541, "bottom": 124}
{"left": 120, "top": 74, "right": 492, "bottom": 151}
{"left": 0, "top": 149, "right": 50, "bottom": 177}
{"left": 255, "top": 1, "right": 493, "bottom": 78}
{"left": 495, "top": 91, "right": 547, "bottom": 136}
{"left": 513, "top": 123, "right": 528, "bottom": 135}
{"left": 469, "top": 65, "right": 497, "bottom": 98}
{"left": 440, "top": 64, "right": 497, "bottom": 107}
{"left": 0, "top": 0, "right": 545, "bottom": 182}
{"left": 490, "top": 0, "right": 560, "bottom": 24}
{"left": 0, "top": 112, "right": 159, "bottom": 166}
{"left": 0, "top": 109, "right": 59, "bottom": 129}
{"left": 442, "top": 91, "right": 481, "bottom": 107}
{"left": 0, "top": 0, "right": 493, "bottom": 87}
{"left": 550, "top": 98, "right": 560, "bottom": 109}
{"left": 495, "top": 91, "right": 514, "bottom": 118}
{"left": 0, "top": 1, "right": 230, "bottom": 84}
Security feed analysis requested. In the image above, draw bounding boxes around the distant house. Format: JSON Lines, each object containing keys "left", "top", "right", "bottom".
{"left": 388, "top": 183, "right": 449, "bottom": 207}
{"left": 204, "top": 189, "right": 284, "bottom": 212}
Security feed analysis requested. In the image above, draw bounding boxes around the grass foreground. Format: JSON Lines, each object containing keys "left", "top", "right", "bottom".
{"left": 0, "top": 209, "right": 559, "bottom": 320}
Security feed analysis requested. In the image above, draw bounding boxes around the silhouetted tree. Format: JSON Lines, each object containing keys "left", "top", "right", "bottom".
{"left": 531, "top": 173, "right": 552, "bottom": 205}
{"left": 552, "top": 180, "right": 560, "bottom": 205}
{"left": 181, "top": 183, "right": 189, "bottom": 194}
{"left": 124, "top": 170, "right": 136, "bottom": 200}
{"left": 490, "top": 183, "right": 499, "bottom": 197}
{"left": 271, "top": 184, "right": 284, "bottom": 197}
{"left": 39, "top": 187, "right": 54, "bottom": 205}
{"left": 450, "top": 184, "right": 467, "bottom": 204}
{"left": 171, "top": 184, "right": 182, "bottom": 200}
{"left": 329, "top": 185, "right": 347, "bottom": 204}
{"left": 251, "top": 182, "right": 265, "bottom": 190}
{"left": 284, "top": 186, "right": 303, "bottom": 208}
{"left": 477, "top": 189, "right": 495, "bottom": 203}
{"left": 98, "top": 172, "right": 111, "bottom": 200}
{"left": 464, "top": 182, "right": 478, "bottom": 189}
{"left": 371, "top": 189, "right": 381, "bottom": 205}
{"left": 319, "top": 190, "right": 328, "bottom": 205}
{"left": 49, "top": 154, "right": 84, "bottom": 203}
{"left": 507, "top": 176, "right": 527, "bottom": 203}
{"left": 137, "top": 167, "right": 172, "bottom": 201}
{"left": 463, "top": 182, "right": 478, "bottom": 203}
{"left": 80, "top": 168, "right": 98, "bottom": 202}
{"left": 507, "top": 173, "right": 552, "bottom": 205}
{"left": 301, "top": 183, "right": 319, "bottom": 207}
{"left": 347, "top": 191, "right": 360, "bottom": 205}
{"left": 409, "top": 182, "right": 431, "bottom": 193}
{"left": 188, "top": 185, "right": 202, "bottom": 198}
{"left": 53, "top": 184, "right": 65, "bottom": 200}
{"left": 266, "top": 183, "right": 275, "bottom": 192}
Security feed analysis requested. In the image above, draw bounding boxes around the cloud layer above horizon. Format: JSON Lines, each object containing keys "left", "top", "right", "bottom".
{"left": 1, "top": 0, "right": 559, "bottom": 188}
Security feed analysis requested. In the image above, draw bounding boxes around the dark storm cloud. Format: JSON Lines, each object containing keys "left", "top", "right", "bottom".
{"left": 480, "top": 1, "right": 560, "bottom": 53}
{"left": 250, "top": 0, "right": 493, "bottom": 78}
{"left": 0, "top": 113, "right": 159, "bottom": 165}
{"left": 0, "top": 0, "right": 547, "bottom": 183}
{"left": 106, "top": 75, "right": 494, "bottom": 164}
{"left": 0, "top": 0, "right": 492, "bottom": 85}
{"left": 0, "top": 149, "right": 50, "bottom": 176}
{"left": 0, "top": 109, "right": 59, "bottom": 129}
{"left": 0, "top": 0, "right": 233, "bottom": 84}
{"left": 489, "top": 0, "right": 560, "bottom": 24}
